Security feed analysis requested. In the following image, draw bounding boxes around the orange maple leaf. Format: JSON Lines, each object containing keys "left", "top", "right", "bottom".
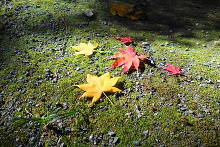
{"left": 110, "top": 46, "right": 147, "bottom": 73}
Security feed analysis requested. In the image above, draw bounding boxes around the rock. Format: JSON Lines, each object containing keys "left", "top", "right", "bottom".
{"left": 84, "top": 10, "right": 94, "bottom": 17}
{"left": 112, "top": 137, "right": 119, "bottom": 144}
{"left": 37, "top": 142, "right": 43, "bottom": 147}
{"left": 89, "top": 134, "right": 94, "bottom": 142}
{"left": 205, "top": 79, "right": 213, "bottom": 84}
{"left": 150, "top": 88, "right": 157, "bottom": 95}
{"left": 203, "top": 108, "right": 210, "bottom": 113}
{"left": 100, "top": 106, "right": 108, "bottom": 111}
{"left": 101, "top": 21, "right": 108, "bottom": 25}
{"left": 203, "top": 62, "right": 211, "bottom": 66}
{"left": 143, "top": 130, "right": 149, "bottom": 137}
{"left": 142, "top": 42, "right": 151, "bottom": 52}
{"left": 74, "top": 67, "right": 80, "bottom": 71}
{"left": 180, "top": 105, "right": 188, "bottom": 111}
{"left": 45, "top": 69, "right": 53, "bottom": 80}
{"left": 197, "top": 113, "right": 203, "bottom": 118}
{"left": 133, "top": 139, "right": 141, "bottom": 146}
{"left": 58, "top": 122, "right": 63, "bottom": 128}
{"left": 147, "top": 56, "right": 156, "bottom": 66}
{"left": 160, "top": 43, "right": 165, "bottom": 46}
{"left": 10, "top": 70, "right": 17, "bottom": 75}
{"left": 63, "top": 102, "right": 68, "bottom": 109}
{"left": 57, "top": 138, "right": 62, "bottom": 144}
{"left": 89, "top": 134, "right": 103, "bottom": 145}
{"left": 169, "top": 50, "right": 176, "bottom": 53}
{"left": 135, "top": 105, "right": 142, "bottom": 118}
{"left": 199, "top": 84, "right": 207, "bottom": 88}
{"left": 60, "top": 143, "right": 66, "bottom": 147}
{"left": 108, "top": 131, "right": 115, "bottom": 136}
{"left": 36, "top": 4, "right": 41, "bottom": 8}
{"left": 188, "top": 110, "right": 194, "bottom": 114}
{"left": 195, "top": 76, "right": 203, "bottom": 81}
{"left": 180, "top": 96, "right": 186, "bottom": 103}
{"left": 29, "top": 136, "right": 35, "bottom": 142}
{"left": 65, "top": 127, "right": 72, "bottom": 133}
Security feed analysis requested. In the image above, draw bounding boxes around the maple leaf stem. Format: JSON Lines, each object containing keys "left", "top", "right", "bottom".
{"left": 103, "top": 92, "right": 114, "bottom": 105}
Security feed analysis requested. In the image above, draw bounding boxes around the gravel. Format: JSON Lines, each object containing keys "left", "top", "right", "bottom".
{"left": 108, "top": 131, "right": 116, "bottom": 136}
{"left": 109, "top": 137, "right": 119, "bottom": 145}
{"left": 0, "top": 0, "right": 219, "bottom": 146}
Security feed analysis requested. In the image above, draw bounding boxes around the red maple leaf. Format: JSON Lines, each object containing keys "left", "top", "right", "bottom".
{"left": 160, "top": 64, "right": 184, "bottom": 75}
{"left": 110, "top": 46, "right": 147, "bottom": 73}
{"left": 116, "top": 36, "right": 133, "bottom": 45}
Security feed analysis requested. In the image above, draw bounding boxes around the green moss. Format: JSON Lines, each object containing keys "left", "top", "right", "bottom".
{"left": 0, "top": 0, "right": 220, "bottom": 146}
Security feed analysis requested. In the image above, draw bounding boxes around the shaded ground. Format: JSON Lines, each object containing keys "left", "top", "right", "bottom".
{"left": 0, "top": 0, "right": 220, "bottom": 146}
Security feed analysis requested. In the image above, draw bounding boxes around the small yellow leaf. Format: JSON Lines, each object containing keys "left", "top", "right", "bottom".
{"left": 77, "top": 73, "right": 121, "bottom": 107}
{"left": 72, "top": 42, "right": 98, "bottom": 56}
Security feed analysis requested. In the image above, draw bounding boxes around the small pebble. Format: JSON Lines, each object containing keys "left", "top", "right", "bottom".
{"left": 197, "top": 113, "right": 203, "bottom": 118}
{"left": 65, "top": 127, "right": 72, "bottom": 133}
{"left": 84, "top": 10, "right": 94, "bottom": 17}
{"left": 205, "top": 79, "right": 213, "bottom": 84}
{"left": 180, "top": 107, "right": 187, "bottom": 111}
{"left": 108, "top": 131, "right": 115, "bottom": 136}
{"left": 58, "top": 122, "right": 63, "bottom": 128}
{"left": 169, "top": 50, "right": 176, "bottom": 53}
{"left": 89, "top": 134, "right": 93, "bottom": 141}
{"left": 199, "top": 84, "right": 207, "bottom": 88}
{"left": 133, "top": 139, "right": 141, "bottom": 146}
{"left": 142, "top": 43, "right": 151, "bottom": 51}
{"left": 143, "top": 130, "right": 149, "bottom": 136}
{"left": 112, "top": 137, "right": 119, "bottom": 144}
{"left": 60, "top": 143, "right": 66, "bottom": 147}
{"left": 195, "top": 76, "right": 203, "bottom": 81}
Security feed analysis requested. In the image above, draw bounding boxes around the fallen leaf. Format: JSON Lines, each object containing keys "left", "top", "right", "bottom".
{"left": 110, "top": 3, "right": 144, "bottom": 20}
{"left": 72, "top": 42, "right": 98, "bottom": 56}
{"left": 110, "top": 3, "right": 135, "bottom": 17}
{"left": 116, "top": 36, "right": 133, "bottom": 45}
{"left": 76, "top": 73, "right": 121, "bottom": 107}
{"left": 160, "top": 64, "right": 184, "bottom": 75}
{"left": 110, "top": 46, "right": 147, "bottom": 73}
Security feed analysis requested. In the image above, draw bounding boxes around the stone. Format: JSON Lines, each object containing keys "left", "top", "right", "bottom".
{"left": 108, "top": 131, "right": 115, "bottom": 136}
{"left": 112, "top": 137, "right": 119, "bottom": 144}
{"left": 143, "top": 130, "right": 149, "bottom": 136}
{"left": 84, "top": 10, "right": 94, "bottom": 17}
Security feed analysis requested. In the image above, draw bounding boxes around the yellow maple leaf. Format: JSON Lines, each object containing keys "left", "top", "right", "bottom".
{"left": 72, "top": 42, "right": 98, "bottom": 56}
{"left": 76, "top": 73, "right": 122, "bottom": 107}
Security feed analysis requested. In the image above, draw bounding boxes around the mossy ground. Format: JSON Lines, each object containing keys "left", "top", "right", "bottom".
{"left": 0, "top": 0, "right": 219, "bottom": 146}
